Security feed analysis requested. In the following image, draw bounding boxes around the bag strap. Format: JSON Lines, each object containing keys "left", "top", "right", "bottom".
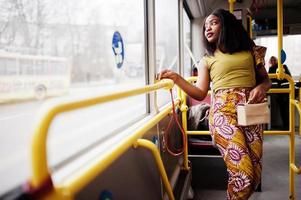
{"left": 163, "top": 89, "right": 186, "bottom": 156}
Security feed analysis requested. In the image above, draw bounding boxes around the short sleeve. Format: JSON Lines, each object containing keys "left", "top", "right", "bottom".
{"left": 202, "top": 56, "right": 212, "bottom": 70}
{"left": 253, "top": 45, "right": 267, "bottom": 68}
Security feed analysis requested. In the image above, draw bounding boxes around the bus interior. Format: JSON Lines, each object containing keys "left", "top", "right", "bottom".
{"left": 0, "top": 0, "right": 301, "bottom": 200}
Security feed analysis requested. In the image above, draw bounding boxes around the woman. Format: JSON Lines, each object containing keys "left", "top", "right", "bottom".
{"left": 268, "top": 56, "right": 291, "bottom": 130}
{"left": 159, "top": 9, "right": 271, "bottom": 199}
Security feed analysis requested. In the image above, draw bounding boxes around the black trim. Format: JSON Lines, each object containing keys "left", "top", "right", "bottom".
{"left": 183, "top": 0, "right": 193, "bottom": 19}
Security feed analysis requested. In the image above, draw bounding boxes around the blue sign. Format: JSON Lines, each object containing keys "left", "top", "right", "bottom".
{"left": 281, "top": 49, "right": 286, "bottom": 64}
{"left": 112, "top": 31, "right": 124, "bottom": 69}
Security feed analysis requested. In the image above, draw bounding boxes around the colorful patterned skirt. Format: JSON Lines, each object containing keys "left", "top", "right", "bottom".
{"left": 209, "top": 88, "right": 263, "bottom": 200}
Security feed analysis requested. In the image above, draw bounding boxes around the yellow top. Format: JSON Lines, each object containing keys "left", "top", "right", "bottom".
{"left": 203, "top": 49, "right": 256, "bottom": 92}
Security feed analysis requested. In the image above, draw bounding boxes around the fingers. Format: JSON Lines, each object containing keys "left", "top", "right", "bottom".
{"left": 248, "top": 90, "right": 266, "bottom": 104}
{"left": 156, "top": 69, "right": 172, "bottom": 80}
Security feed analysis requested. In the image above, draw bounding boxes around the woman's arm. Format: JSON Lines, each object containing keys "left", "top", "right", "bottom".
{"left": 159, "top": 61, "right": 210, "bottom": 101}
{"left": 248, "top": 65, "right": 272, "bottom": 103}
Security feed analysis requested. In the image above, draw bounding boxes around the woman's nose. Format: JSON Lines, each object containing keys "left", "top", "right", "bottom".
{"left": 205, "top": 26, "right": 211, "bottom": 32}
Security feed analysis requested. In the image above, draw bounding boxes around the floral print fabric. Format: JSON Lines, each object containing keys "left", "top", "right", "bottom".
{"left": 209, "top": 88, "right": 263, "bottom": 200}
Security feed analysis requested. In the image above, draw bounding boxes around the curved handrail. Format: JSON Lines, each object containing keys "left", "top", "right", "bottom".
{"left": 63, "top": 99, "right": 180, "bottom": 195}
{"left": 290, "top": 163, "right": 301, "bottom": 174}
{"left": 133, "top": 139, "right": 175, "bottom": 200}
{"left": 290, "top": 99, "right": 301, "bottom": 175}
{"left": 30, "top": 80, "right": 174, "bottom": 188}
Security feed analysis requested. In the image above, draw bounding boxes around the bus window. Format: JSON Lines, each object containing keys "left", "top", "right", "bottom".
{"left": 183, "top": 9, "right": 192, "bottom": 78}
{"left": 19, "top": 60, "right": 33, "bottom": 75}
{"left": 0, "top": 0, "right": 147, "bottom": 194}
{"left": 255, "top": 35, "right": 301, "bottom": 78}
{"left": 156, "top": 0, "right": 179, "bottom": 107}
{"left": 5, "top": 58, "right": 18, "bottom": 75}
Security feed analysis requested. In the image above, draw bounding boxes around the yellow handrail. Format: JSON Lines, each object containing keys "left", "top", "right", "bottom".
{"left": 63, "top": 100, "right": 180, "bottom": 196}
{"left": 290, "top": 99, "right": 301, "bottom": 175}
{"left": 30, "top": 79, "right": 174, "bottom": 188}
{"left": 133, "top": 139, "right": 175, "bottom": 200}
{"left": 290, "top": 163, "right": 301, "bottom": 174}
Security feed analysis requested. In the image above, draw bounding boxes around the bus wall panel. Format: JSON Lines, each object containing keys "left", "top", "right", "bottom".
{"left": 75, "top": 116, "right": 183, "bottom": 200}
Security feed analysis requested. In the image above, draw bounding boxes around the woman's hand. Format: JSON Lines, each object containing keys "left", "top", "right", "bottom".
{"left": 157, "top": 65, "right": 210, "bottom": 101}
{"left": 248, "top": 85, "right": 267, "bottom": 103}
{"left": 249, "top": 63, "right": 272, "bottom": 103}
{"left": 157, "top": 69, "right": 180, "bottom": 83}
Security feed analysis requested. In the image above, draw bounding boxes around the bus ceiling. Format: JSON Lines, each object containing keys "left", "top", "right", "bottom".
{"left": 184, "top": 0, "right": 301, "bottom": 35}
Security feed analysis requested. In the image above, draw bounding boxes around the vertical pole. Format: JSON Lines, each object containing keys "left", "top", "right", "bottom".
{"left": 228, "top": 0, "right": 236, "bottom": 14}
{"left": 146, "top": 0, "right": 158, "bottom": 114}
{"left": 277, "top": 0, "right": 284, "bottom": 77}
{"left": 278, "top": 1, "right": 295, "bottom": 198}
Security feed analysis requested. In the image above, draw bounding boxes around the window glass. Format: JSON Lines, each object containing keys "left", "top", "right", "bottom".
{"left": 0, "top": 0, "right": 146, "bottom": 93}
{"left": 6, "top": 59, "right": 18, "bottom": 75}
{"left": 19, "top": 60, "right": 33, "bottom": 75}
{"left": 155, "top": 0, "right": 179, "bottom": 107}
{"left": 0, "top": 0, "right": 146, "bottom": 194}
{"left": 183, "top": 10, "right": 192, "bottom": 78}
{"left": 255, "top": 35, "right": 301, "bottom": 77}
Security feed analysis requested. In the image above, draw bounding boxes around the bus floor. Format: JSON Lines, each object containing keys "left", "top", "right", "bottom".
{"left": 189, "top": 135, "right": 301, "bottom": 200}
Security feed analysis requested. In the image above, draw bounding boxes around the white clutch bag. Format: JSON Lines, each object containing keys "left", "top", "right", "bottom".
{"left": 237, "top": 102, "right": 270, "bottom": 126}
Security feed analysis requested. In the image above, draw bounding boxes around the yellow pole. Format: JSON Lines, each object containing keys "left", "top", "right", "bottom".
{"left": 228, "top": 0, "right": 236, "bottom": 13}
{"left": 277, "top": 0, "right": 284, "bottom": 79}
{"left": 180, "top": 90, "right": 189, "bottom": 170}
{"left": 290, "top": 163, "right": 301, "bottom": 174}
{"left": 134, "top": 139, "right": 175, "bottom": 200}
{"left": 278, "top": 0, "right": 296, "bottom": 198}
{"left": 291, "top": 99, "right": 301, "bottom": 175}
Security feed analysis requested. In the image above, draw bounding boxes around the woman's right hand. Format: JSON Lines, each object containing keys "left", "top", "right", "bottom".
{"left": 157, "top": 69, "right": 180, "bottom": 83}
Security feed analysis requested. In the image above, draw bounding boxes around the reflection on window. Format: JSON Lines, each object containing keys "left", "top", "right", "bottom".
{"left": 156, "top": 0, "right": 179, "bottom": 107}
{"left": 183, "top": 10, "right": 192, "bottom": 78}
{"left": 0, "top": 0, "right": 146, "bottom": 87}
{"left": 0, "top": 0, "right": 147, "bottom": 195}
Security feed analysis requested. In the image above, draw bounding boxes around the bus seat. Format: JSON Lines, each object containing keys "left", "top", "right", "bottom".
{"left": 186, "top": 95, "right": 220, "bottom": 156}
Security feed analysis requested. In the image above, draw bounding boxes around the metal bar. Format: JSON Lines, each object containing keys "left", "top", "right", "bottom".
{"left": 180, "top": 89, "right": 189, "bottom": 170}
{"left": 277, "top": 0, "right": 284, "bottom": 78}
{"left": 63, "top": 100, "right": 180, "bottom": 195}
{"left": 30, "top": 80, "right": 174, "bottom": 187}
{"left": 134, "top": 139, "right": 175, "bottom": 200}
{"left": 228, "top": 0, "right": 235, "bottom": 13}
{"left": 290, "top": 164, "right": 301, "bottom": 174}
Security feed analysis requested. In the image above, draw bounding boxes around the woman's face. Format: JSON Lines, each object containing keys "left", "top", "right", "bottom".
{"left": 204, "top": 14, "right": 221, "bottom": 43}
{"left": 269, "top": 57, "right": 277, "bottom": 66}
